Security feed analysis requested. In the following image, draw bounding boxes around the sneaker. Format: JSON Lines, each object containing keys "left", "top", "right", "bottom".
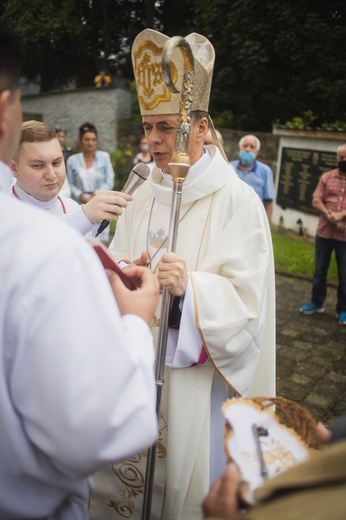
{"left": 299, "top": 302, "right": 325, "bottom": 315}
{"left": 337, "top": 311, "right": 346, "bottom": 325}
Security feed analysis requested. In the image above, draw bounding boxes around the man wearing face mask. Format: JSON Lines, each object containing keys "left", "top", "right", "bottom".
{"left": 300, "top": 143, "right": 346, "bottom": 325}
{"left": 230, "top": 135, "right": 275, "bottom": 221}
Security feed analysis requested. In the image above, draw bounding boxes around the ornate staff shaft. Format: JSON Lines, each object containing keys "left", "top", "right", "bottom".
{"left": 141, "top": 37, "right": 194, "bottom": 520}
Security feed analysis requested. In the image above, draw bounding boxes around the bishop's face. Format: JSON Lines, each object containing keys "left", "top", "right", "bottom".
{"left": 142, "top": 113, "right": 206, "bottom": 171}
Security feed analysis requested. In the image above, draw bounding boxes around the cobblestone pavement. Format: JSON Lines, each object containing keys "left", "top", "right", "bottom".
{"left": 275, "top": 272, "right": 346, "bottom": 428}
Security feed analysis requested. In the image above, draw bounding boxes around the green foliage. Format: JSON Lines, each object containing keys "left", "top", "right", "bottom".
{"left": 1, "top": 0, "right": 94, "bottom": 90}
{"left": 272, "top": 232, "right": 338, "bottom": 283}
{"left": 212, "top": 110, "right": 234, "bottom": 129}
{"left": 280, "top": 110, "right": 317, "bottom": 129}
{"left": 0, "top": 0, "right": 150, "bottom": 91}
{"left": 276, "top": 110, "right": 346, "bottom": 131}
{"left": 2, "top": 0, "right": 346, "bottom": 130}
{"left": 321, "top": 121, "right": 346, "bottom": 131}
{"left": 191, "top": 0, "right": 346, "bottom": 131}
{"left": 111, "top": 145, "right": 134, "bottom": 191}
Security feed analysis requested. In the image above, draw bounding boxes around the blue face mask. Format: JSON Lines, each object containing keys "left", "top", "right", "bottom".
{"left": 238, "top": 151, "right": 256, "bottom": 165}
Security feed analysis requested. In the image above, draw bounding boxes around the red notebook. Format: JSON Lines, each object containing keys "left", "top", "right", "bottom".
{"left": 89, "top": 239, "right": 136, "bottom": 290}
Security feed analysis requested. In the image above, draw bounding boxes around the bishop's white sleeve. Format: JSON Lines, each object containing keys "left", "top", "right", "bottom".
{"left": 165, "top": 277, "right": 204, "bottom": 367}
{"left": 165, "top": 191, "right": 275, "bottom": 397}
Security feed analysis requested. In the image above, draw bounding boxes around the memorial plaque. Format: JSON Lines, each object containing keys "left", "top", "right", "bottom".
{"left": 276, "top": 147, "right": 337, "bottom": 214}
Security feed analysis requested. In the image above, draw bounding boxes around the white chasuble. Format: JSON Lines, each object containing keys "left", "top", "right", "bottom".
{"left": 89, "top": 147, "right": 276, "bottom": 520}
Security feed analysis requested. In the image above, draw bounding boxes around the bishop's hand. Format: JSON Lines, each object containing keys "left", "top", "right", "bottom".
{"left": 157, "top": 252, "right": 188, "bottom": 297}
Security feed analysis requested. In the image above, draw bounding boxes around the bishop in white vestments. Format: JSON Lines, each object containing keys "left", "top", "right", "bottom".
{"left": 90, "top": 28, "right": 276, "bottom": 520}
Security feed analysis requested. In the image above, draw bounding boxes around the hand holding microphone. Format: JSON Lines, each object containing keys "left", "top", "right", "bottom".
{"left": 95, "top": 162, "right": 150, "bottom": 237}
{"left": 82, "top": 190, "right": 132, "bottom": 225}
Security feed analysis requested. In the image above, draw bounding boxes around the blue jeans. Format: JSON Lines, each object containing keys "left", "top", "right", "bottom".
{"left": 311, "top": 235, "right": 346, "bottom": 312}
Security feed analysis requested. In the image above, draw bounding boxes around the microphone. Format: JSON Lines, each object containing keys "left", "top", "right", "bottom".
{"left": 95, "top": 162, "right": 150, "bottom": 237}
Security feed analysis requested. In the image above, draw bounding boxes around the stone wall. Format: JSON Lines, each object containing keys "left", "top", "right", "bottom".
{"left": 21, "top": 87, "right": 280, "bottom": 176}
{"left": 21, "top": 86, "right": 131, "bottom": 153}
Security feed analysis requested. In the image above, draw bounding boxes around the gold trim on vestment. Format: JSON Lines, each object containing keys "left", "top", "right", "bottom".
{"left": 108, "top": 412, "right": 168, "bottom": 517}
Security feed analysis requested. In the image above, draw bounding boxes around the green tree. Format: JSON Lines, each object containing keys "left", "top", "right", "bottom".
{"left": 0, "top": 0, "right": 158, "bottom": 91}
{"left": 1, "top": 0, "right": 345, "bottom": 130}
{"left": 192, "top": 0, "right": 346, "bottom": 130}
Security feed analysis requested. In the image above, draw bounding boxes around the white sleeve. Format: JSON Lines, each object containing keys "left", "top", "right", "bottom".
{"left": 61, "top": 198, "right": 99, "bottom": 237}
{"left": 165, "top": 276, "right": 203, "bottom": 367}
{"left": 11, "top": 238, "right": 157, "bottom": 478}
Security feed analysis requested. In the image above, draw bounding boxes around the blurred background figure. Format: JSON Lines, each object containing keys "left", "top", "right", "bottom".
{"left": 112, "top": 68, "right": 129, "bottom": 89}
{"left": 230, "top": 134, "right": 275, "bottom": 222}
{"left": 204, "top": 128, "right": 224, "bottom": 146}
{"left": 55, "top": 125, "right": 73, "bottom": 197}
{"left": 132, "top": 135, "right": 153, "bottom": 166}
{"left": 204, "top": 127, "right": 228, "bottom": 161}
{"left": 94, "top": 69, "right": 112, "bottom": 88}
{"left": 66, "top": 121, "right": 115, "bottom": 242}
{"left": 55, "top": 126, "right": 73, "bottom": 163}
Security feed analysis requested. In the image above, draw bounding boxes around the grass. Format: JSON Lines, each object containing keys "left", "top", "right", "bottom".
{"left": 272, "top": 231, "right": 338, "bottom": 284}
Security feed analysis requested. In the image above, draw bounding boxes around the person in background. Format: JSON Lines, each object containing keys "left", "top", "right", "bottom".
{"left": 0, "top": 24, "right": 159, "bottom": 520}
{"left": 204, "top": 128, "right": 224, "bottom": 146}
{"left": 55, "top": 124, "right": 73, "bottom": 197}
{"left": 299, "top": 143, "right": 346, "bottom": 325}
{"left": 132, "top": 135, "right": 153, "bottom": 166}
{"left": 66, "top": 121, "right": 115, "bottom": 241}
{"left": 202, "top": 415, "right": 346, "bottom": 520}
{"left": 105, "top": 28, "right": 275, "bottom": 520}
{"left": 55, "top": 125, "right": 73, "bottom": 164}
{"left": 10, "top": 120, "right": 131, "bottom": 237}
{"left": 230, "top": 135, "right": 275, "bottom": 221}
{"left": 112, "top": 68, "right": 129, "bottom": 89}
{"left": 94, "top": 69, "right": 112, "bottom": 88}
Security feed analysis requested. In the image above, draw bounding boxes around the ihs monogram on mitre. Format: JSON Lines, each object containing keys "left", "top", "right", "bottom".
{"left": 133, "top": 38, "right": 179, "bottom": 113}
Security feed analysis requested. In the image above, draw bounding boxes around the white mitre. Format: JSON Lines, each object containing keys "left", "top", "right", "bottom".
{"left": 131, "top": 28, "right": 215, "bottom": 115}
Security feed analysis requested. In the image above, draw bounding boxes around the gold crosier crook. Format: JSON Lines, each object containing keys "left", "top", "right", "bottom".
{"left": 141, "top": 36, "right": 195, "bottom": 520}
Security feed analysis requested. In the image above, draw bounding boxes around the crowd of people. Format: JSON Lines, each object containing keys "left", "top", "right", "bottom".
{"left": 0, "top": 21, "right": 345, "bottom": 520}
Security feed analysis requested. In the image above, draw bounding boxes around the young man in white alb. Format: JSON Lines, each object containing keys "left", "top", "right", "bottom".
{"left": 10, "top": 120, "right": 131, "bottom": 239}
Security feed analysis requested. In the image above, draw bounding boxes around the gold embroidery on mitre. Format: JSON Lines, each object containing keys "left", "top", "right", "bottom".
{"left": 133, "top": 40, "right": 178, "bottom": 111}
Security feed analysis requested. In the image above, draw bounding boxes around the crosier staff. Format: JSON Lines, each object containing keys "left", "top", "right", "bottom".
{"left": 141, "top": 36, "right": 195, "bottom": 520}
